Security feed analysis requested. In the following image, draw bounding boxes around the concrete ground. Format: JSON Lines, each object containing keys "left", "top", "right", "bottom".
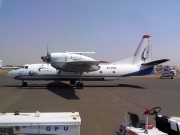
{"left": 0, "top": 69, "right": 180, "bottom": 135}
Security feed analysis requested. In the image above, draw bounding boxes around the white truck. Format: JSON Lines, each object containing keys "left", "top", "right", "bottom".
{"left": 115, "top": 107, "right": 180, "bottom": 135}
{"left": 0, "top": 111, "right": 81, "bottom": 135}
{"left": 160, "top": 66, "right": 177, "bottom": 79}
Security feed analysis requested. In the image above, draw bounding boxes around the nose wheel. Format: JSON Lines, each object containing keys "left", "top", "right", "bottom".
{"left": 22, "top": 81, "right": 27, "bottom": 87}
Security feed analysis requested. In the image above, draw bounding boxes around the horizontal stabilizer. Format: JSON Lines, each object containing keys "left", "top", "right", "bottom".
{"left": 141, "top": 59, "right": 170, "bottom": 66}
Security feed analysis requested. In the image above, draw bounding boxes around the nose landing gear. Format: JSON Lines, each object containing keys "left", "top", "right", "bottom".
{"left": 22, "top": 81, "right": 27, "bottom": 87}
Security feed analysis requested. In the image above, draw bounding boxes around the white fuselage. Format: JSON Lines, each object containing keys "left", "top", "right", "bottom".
{"left": 7, "top": 63, "right": 154, "bottom": 81}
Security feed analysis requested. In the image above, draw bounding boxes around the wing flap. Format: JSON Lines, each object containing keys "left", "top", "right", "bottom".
{"left": 141, "top": 59, "right": 170, "bottom": 66}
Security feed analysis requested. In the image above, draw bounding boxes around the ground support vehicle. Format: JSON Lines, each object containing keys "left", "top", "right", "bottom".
{"left": 0, "top": 111, "right": 81, "bottom": 135}
{"left": 115, "top": 107, "right": 180, "bottom": 135}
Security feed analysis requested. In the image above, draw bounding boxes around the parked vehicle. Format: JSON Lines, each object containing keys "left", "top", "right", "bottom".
{"left": 160, "top": 66, "right": 176, "bottom": 79}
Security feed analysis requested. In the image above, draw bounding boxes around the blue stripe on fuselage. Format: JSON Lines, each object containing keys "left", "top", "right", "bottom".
{"left": 122, "top": 67, "right": 155, "bottom": 77}
{"left": 14, "top": 75, "right": 23, "bottom": 79}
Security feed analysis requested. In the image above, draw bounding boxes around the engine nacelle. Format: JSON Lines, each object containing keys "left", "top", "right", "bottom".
{"left": 42, "top": 52, "right": 99, "bottom": 72}
{"left": 50, "top": 53, "right": 95, "bottom": 62}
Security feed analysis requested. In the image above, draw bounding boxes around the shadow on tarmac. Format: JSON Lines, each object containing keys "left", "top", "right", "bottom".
{"left": 46, "top": 82, "right": 79, "bottom": 100}
{"left": 1, "top": 81, "right": 80, "bottom": 100}
{"left": 1, "top": 82, "right": 145, "bottom": 89}
{"left": 1, "top": 82, "right": 145, "bottom": 99}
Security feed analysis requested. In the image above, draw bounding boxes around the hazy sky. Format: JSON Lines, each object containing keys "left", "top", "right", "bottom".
{"left": 0, "top": 0, "right": 180, "bottom": 66}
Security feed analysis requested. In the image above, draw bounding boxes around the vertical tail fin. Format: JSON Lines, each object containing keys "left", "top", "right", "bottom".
{"left": 132, "top": 35, "right": 152, "bottom": 65}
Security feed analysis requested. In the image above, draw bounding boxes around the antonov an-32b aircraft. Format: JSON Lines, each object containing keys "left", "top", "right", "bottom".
{"left": 7, "top": 35, "right": 169, "bottom": 89}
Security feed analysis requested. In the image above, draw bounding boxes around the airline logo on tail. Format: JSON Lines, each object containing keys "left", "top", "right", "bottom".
{"left": 141, "top": 44, "right": 150, "bottom": 62}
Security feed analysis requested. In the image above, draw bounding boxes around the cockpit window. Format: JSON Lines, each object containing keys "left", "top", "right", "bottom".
{"left": 25, "top": 66, "right": 28, "bottom": 69}
{"left": 14, "top": 67, "right": 20, "bottom": 70}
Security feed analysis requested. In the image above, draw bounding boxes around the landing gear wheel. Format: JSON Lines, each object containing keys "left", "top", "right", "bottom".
{"left": 22, "top": 82, "right": 27, "bottom": 87}
{"left": 171, "top": 76, "right": 173, "bottom": 79}
{"left": 70, "top": 80, "right": 76, "bottom": 86}
{"left": 149, "top": 107, "right": 161, "bottom": 115}
{"left": 76, "top": 82, "right": 84, "bottom": 89}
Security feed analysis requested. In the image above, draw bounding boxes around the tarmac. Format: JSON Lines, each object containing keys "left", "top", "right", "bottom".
{"left": 0, "top": 69, "right": 180, "bottom": 135}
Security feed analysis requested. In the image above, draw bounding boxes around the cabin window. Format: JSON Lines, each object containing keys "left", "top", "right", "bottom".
{"left": 113, "top": 71, "right": 115, "bottom": 74}
{"left": 100, "top": 71, "right": 102, "bottom": 73}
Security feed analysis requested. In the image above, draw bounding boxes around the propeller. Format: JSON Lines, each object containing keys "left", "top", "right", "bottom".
{"left": 41, "top": 45, "right": 51, "bottom": 65}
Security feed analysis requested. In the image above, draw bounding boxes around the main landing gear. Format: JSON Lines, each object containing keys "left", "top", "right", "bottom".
{"left": 76, "top": 72, "right": 84, "bottom": 89}
{"left": 70, "top": 81, "right": 84, "bottom": 89}
{"left": 70, "top": 80, "right": 84, "bottom": 89}
{"left": 70, "top": 73, "right": 84, "bottom": 89}
{"left": 22, "top": 81, "right": 27, "bottom": 87}
{"left": 76, "top": 82, "right": 84, "bottom": 89}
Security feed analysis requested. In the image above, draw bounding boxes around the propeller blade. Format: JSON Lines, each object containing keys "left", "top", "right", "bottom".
{"left": 47, "top": 45, "right": 50, "bottom": 56}
{"left": 41, "top": 45, "right": 51, "bottom": 63}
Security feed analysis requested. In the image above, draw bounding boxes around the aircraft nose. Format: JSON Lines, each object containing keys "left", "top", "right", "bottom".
{"left": 6, "top": 70, "right": 16, "bottom": 78}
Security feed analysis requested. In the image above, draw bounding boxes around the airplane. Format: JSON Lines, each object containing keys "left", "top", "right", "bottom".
{"left": 7, "top": 35, "right": 169, "bottom": 89}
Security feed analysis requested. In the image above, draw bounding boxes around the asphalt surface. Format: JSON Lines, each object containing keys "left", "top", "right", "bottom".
{"left": 0, "top": 70, "right": 180, "bottom": 135}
